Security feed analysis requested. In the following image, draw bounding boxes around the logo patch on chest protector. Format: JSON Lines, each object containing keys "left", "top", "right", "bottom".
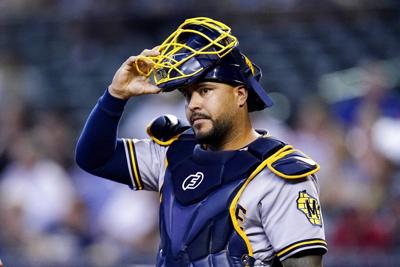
{"left": 297, "top": 190, "right": 322, "bottom": 227}
{"left": 182, "top": 172, "right": 204, "bottom": 191}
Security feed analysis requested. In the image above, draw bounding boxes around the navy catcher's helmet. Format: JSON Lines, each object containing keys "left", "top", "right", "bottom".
{"left": 141, "top": 17, "right": 273, "bottom": 111}
{"left": 199, "top": 50, "right": 272, "bottom": 112}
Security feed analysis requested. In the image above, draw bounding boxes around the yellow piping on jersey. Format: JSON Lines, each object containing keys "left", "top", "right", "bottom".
{"left": 127, "top": 139, "right": 143, "bottom": 190}
{"left": 229, "top": 145, "right": 293, "bottom": 258}
{"left": 276, "top": 239, "right": 327, "bottom": 257}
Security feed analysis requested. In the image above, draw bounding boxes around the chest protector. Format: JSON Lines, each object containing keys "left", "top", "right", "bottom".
{"left": 147, "top": 116, "right": 319, "bottom": 267}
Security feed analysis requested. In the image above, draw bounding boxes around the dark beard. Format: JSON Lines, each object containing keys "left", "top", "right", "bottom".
{"left": 194, "top": 117, "right": 233, "bottom": 150}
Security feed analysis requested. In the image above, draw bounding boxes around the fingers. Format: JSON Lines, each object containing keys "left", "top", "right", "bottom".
{"left": 134, "top": 80, "right": 161, "bottom": 95}
{"left": 124, "top": 56, "right": 139, "bottom": 70}
{"left": 141, "top": 76, "right": 161, "bottom": 94}
{"left": 124, "top": 48, "right": 160, "bottom": 72}
{"left": 141, "top": 48, "right": 160, "bottom": 57}
{"left": 124, "top": 55, "right": 137, "bottom": 65}
{"left": 124, "top": 47, "right": 159, "bottom": 64}
{"left": 152, "top": 45, "right": 161, "bottom": 52}
{"left": 146, "top": 85, "right": 162, "bottom": 94}
{"left": 135, "top": 57, "right": 153, "bottom": 74}
{"left": 124, "top": 56, "right": 152, "bottom": 76}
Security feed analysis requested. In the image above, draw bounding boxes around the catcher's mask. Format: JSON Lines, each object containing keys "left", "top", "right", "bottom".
{"left": 139, "top": 17, "right": 273, "bottom": 111}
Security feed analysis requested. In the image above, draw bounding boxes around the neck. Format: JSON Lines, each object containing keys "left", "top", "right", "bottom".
{"left": 207, "top": 115, "right": 260, "bottom": 151}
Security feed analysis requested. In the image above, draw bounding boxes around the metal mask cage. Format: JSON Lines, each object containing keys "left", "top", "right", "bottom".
{"left": 136, "top": 17, "right": 238, "bottom": 90}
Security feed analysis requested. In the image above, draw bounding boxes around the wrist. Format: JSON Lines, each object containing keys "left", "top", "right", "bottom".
{"left": 108, "top": 85, "right": 130, "bottom": 100}
{"left": 98, "top": 88, "right": 128, "bottom": 117}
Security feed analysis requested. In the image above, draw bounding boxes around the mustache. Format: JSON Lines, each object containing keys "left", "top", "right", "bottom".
{"left": 190, "top": 112, "right": 211, "bottom": 124}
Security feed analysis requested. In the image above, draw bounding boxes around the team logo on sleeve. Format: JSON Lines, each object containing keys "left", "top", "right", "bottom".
{"left": 297, "top": 190, "right": 322, "bottom": 226}
{"left": 182, "top": 172, "right": 204, "bottom": 191}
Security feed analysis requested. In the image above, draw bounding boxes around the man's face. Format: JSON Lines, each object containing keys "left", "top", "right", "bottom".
{"left": 182, "top": 82, "right": 241, "bottom": 145}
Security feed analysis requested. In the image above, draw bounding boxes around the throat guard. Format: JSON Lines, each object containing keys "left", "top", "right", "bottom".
{"left": 156, "top": 129, "right": 319, "bottom": 267}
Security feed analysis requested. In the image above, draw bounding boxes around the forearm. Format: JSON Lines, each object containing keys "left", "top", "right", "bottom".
{"left": 282, "top": 255, "right": 323, "bottom": 267}
{"left": 75, "top": 89, "right": 127, "bottom": 171}
{"left": 76, "top": 47, "right": 160, "bottom": 168}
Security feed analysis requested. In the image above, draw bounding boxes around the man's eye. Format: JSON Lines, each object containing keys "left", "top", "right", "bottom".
{"left": 199, "top": 88, "right": 210, "bottom": 95}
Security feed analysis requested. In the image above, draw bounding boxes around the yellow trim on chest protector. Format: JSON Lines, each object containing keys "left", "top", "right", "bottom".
{"left": 268, "top": 145, "right": 320, "bottom": 179}
{"left": 229, "top": 145, "right": 320, "bottom": 257}
{"left": 147, "top": 129, "right": 181, "bottom": 146}
{"left": 146, "top": 122, "right": 182, "bottom": 146}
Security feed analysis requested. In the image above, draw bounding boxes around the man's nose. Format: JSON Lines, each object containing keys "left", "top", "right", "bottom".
{"left": 187, "top": 91, "right": 202, "bottom": 111}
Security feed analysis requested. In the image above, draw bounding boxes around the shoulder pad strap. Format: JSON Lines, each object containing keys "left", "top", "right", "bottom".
{"left": 247, "top": 136, "right": 286, "bottom": 160}
{"left": 266, "top": 145, "right": 320, "bottom": 179}
{"left": 146, "top": 115, "right": 190, "bottom": 146}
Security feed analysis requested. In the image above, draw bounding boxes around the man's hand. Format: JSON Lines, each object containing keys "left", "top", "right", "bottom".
{"left": 108, "top": 47, "right": 161, "bottom": 100}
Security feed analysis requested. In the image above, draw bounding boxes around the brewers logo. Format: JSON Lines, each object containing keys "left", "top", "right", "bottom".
{"left": 297, "top": 190, "right": 322, "bottom": 226}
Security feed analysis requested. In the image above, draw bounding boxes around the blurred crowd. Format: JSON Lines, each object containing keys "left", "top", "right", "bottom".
{"left": 1, "top": 1, "right": 400, "bottom": 267}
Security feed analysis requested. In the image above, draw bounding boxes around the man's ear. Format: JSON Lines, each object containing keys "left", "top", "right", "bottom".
{"left": 235, "top": 85, "right": 248, "bottom": 107}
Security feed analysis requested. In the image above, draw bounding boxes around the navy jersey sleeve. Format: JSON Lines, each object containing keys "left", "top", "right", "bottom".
{"left": 75, "top": 89, "right": 135, "bottom": 188}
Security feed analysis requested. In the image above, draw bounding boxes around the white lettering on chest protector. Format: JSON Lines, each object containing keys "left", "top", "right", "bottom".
{"left": 182, "top": 172, "right": 204, "bottom": 191}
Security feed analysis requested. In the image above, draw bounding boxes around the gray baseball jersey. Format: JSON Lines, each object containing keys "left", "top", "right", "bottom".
{"left": 121, "top": 137, "right": 327, "bottom": 265}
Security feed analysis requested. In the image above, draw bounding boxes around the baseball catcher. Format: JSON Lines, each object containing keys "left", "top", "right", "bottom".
{"left": 76, "top": 17, "right": 327, "bottom": 267}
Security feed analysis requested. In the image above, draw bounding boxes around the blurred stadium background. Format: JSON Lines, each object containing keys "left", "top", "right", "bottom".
{"left": 1, "top": 0, "right": 400, "bottom": 266}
